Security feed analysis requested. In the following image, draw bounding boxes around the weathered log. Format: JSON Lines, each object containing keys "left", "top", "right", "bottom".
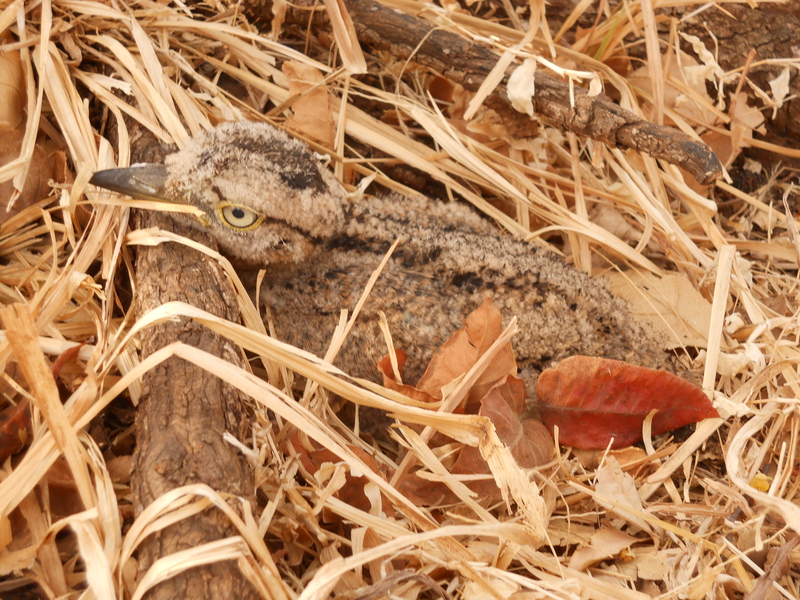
{"left": 131, "top": 208, "right": 259, "bottom": 600}
{"left": 130, "top": 167, "right": 259, "bottom": 600}
{"left": 243, "top": 0, "right": 722, "bottom": 184}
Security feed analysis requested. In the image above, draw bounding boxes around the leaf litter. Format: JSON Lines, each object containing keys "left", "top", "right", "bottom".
{"left": 1, "top": 0, "right": 800, "bottom": 599}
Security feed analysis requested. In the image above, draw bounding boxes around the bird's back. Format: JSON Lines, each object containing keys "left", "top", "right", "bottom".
{"left": 258, "top": 192, "right": 671, "bottom": 392}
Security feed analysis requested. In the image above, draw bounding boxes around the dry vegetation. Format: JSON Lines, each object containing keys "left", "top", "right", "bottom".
{"left": 1, "top": 0, "right": 799, "bottom": 598}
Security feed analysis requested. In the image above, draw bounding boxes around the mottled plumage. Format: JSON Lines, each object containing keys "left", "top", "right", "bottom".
{"left": 92, "top": 121, "right": 670, "bottom": 396}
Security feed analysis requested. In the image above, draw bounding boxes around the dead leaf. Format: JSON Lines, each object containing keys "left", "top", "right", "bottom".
{"left": 45, "top": 457, "right": 85, "bottom": 520}
{"left": 0, "top": 33, "right": 50, "bottom": 221}
{"left": 768, "top": 67, "right": 791, "bottom": 118}
{"left": 627, "top": 47, "right": 717, "bottom": 128}
{"left": 572, "top": 445, "right": 650, "bottom": 471}
{"left": 287, "top": 432, "right": 391, "bottom": 518}
{"left": 0, "top": 398, "right": 31, "bottom": 463}
{"left": 400, "top": 376, "right": 553, "bottom": 505}
{"left": 0, "top": 34, "right": 25, "bottom": 127}
{"left": 384, "top": 300, "right": 553, "bottom": 505}
{"left": 568, "top": 526, "right": 640, "bottom": 571}
{"left": 453, "top": 376, "right": 551, "bottom": 470}
{"left": 51, "top": 342, "right": 90, "bottom": 380}
{"left": 590, "top": 203, "right": 657, "bottom": 249}
{"left": 630, "top": 551, "right": 673, "bottom": 581}
{"left": 429, "top": 76, "right": 456, "bottom": 104}
{"left": 537, "top": 356, "right": 718, "bottom": 449}
{"left": 727, "top": 92, "right": 766, "bottom": 166}
{"left": 105, "top": 455, "right": 133, "bottom": 485}
{"left": 450, "top": 376, "right": 553, "bottom": 498}
{"left": 594, "top": 456, "right": 651, "bottom": 531}
{"left": 507, "top": 58, "right": 537, "bottom": 116}
{"left": 282, "top": 61, "right": 336, "bottom": 149}
{"left": 378, "top": 349, "right": 438, "bottom": 405}
{"left": 605, "top": 271, "right": 711, "bottom": 349}
{"left": 0, "top": 124, "right": 53, "bottom": 222}
{"left": 417, "top": 298, "right": 516, "bottom": 406}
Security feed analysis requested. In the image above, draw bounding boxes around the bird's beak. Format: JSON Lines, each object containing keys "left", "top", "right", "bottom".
{"left": 90, "top": 164, "right": 170, "bottom": 202}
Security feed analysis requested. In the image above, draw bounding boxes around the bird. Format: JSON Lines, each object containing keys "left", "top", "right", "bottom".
{"left": 91, "top": 121, "right": 672, "bottom": 415}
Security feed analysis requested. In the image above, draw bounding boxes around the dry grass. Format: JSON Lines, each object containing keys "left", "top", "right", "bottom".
{"left": 1, "top": 0, "right": 799, "bottom": 598}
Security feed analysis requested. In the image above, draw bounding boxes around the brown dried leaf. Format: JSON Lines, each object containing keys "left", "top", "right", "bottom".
{"left": 605, "top": 271, "right": 712, "bottom": 349}
{"left": 451, "top": 376, "right": 553, "bottom": 500}
{"left": 51, "top": 342, "right": 89, "bottom": 380}
{"left": 378, "top": 348, "right": 438, "bottom": 405}
{"left": 0, "top": 34, "right": 25, "bottom": 127}
{"left": 287, "top": 431, "right": 391, "bottom": 517}
{"left": 282, "top": 61, "right": 336, "bottom": 149}
{"left": 429, "top": 76, "right": 457, "bottom": 104}
{"left": 627, "top": 48, "right": 717, "bottom": 128}
{"left": 0, "top": 398, "right": 31, "bottom": 463}
{"left": 594, "top": 456, "right": 651, "bottom": 532}
{"left": 417, "top": 298, "right": 516, "bottom": 405}
{"left": 572, "top": 445, "right": 650, "bottom": 471}
{"left": 384, "top": 300, "right": 553, "bottom": 505}
{"left": 728, "top": 92, "right": 766, "bottom": 163}
{"left": 0, "top": 124, "right": 52, "bottom": 222}
{"left": 401, "top": 376, "right": 553, "bottom": 505}
{"left": 568, "top": 527, "right": 640, "bottom": 571}
{"left": 45, "top": 457, "right": 85, "bottom": 520}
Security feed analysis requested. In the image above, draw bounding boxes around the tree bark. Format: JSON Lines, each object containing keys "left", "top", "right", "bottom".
{"left": 680, "top": 2, "right": 800, "bottom": 160}
{"left": 243, "top": 0, "right": 723, "bottom": 184}
{"left": 131, "top": 208, "right": 260, "bottom": 600}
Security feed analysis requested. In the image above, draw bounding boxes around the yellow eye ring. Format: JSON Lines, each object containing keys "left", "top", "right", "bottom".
{"left": 217, "top": 203, "right": 263, "bottom": 230}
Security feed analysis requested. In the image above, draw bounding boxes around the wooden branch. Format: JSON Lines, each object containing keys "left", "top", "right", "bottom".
{"left": 342, "top": 0, "right": 722, "bottom": 184}
{"left": 243, "top": 0, "right": 722, "bottom": 184}
{"left": 131, "top": 210, "right": 260, "bottom": 600}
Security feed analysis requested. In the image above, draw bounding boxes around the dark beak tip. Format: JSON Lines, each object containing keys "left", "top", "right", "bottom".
{"left": 88, "top": 164, "right": 169, "bottom": 201}
{"left": 89, "top": 169, "right": 115, "bottom": 187}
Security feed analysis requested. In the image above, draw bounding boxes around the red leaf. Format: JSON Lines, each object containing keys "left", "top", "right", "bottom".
{"left": 401, "top": 376, "right": 553, "bottom": 504}
{"left": 378, "top": 348, "right": 438, "bottom": 405}
{"left": 0, "top": 398, "right": 31, "bottom": 462}
{"left": 286, "top": 432, "right": 391, "bottom": 517}
{"left": 51, "top": 342, "right": 88, "bottom": 380}
{"left": 537, "top": 356, "right": 718, "bottom": 449}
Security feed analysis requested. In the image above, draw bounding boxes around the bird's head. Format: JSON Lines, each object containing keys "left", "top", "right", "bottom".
{"left": 90, "top": 121, "right": 346, "bottom": 266}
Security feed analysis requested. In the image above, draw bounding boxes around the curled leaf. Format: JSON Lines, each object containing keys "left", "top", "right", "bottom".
{"left": 417, "top": 297, "right": 516, "bottom": 404}
{"left": 378, "top": 348, "right": 438, "bottom": 405}
{"left": 382, "top": 300, "right": 552, "bottom": 505}
{"left": 286, "top": 432, "right": 391, "bottom": 517}
{"left": 452, "top": 376, "right": 553, "bottom": 489}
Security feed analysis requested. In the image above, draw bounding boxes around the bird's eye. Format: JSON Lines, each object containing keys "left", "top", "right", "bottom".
{"left": 218, "top": 204, "right": 262, "bottom": 230}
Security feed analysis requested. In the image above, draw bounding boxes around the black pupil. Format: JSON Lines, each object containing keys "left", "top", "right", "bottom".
{"left": 232, "top": 207, "right": 245, "bottom": 219}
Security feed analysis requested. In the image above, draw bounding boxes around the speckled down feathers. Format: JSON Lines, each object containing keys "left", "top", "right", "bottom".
{"left": 165, "top": 122, "right": 345, "bottom": 264}
{"left": 161, "top": 121, "right": 671, "bottom": 394}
